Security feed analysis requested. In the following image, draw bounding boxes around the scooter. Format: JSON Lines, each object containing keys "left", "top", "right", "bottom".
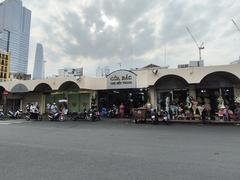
{"left": 162, "top": 110, "right": 170, "bottom": 124}
{"left": 48, "top": 112, "right": 60, "bottom": 121}
{"left": 7, "top": 109, "right": 22, "bottom": 119}
{"left": 85, "top": 108, "right": 101, "bottom": 121}
{"left": 26, "top": 111, "right": 41, "bottom": 121}
{"left": 0, "top": 110, "right": 4, "bottom": 120}
{"left": 25, "top": 105, "right": 41, "bottom": 121}
{"left": 150, "top": 109, "right": 159, "bottom": 124}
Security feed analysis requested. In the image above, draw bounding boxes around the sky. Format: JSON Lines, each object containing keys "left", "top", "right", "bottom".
{"left": 20, "top": 0, "right": 240, "bottom": 76}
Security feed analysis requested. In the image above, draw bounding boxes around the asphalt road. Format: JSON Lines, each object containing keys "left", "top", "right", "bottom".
{"left": 0, "top": 119, "right": 239, "bottom": 180}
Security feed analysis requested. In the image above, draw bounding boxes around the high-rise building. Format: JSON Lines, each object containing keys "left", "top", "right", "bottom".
{"left": 33, "top": 43, "right": 44, "bottom": 80}
{"left": 0, "top": 0, "right": 31, "bottom": 74}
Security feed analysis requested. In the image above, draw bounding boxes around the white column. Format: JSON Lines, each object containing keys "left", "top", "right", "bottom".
{"left": 189, "top": 85, "right": 196, "bottom": 99}
{"left": 149, "top": 86, "right": 157, "bottom": 108}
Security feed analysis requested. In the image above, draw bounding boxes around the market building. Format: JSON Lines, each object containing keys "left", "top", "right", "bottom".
{"left": 0, "top": 63, "right": 240, "bottom": 120}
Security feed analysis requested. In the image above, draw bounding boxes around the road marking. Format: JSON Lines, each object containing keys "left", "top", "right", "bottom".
{"left": 0, "top": 120, "right": 31, "bottom": 125}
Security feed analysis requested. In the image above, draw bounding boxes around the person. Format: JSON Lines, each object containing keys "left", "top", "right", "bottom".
{"left": 50, "top": 103, "right": 58, "bottom": 114}
{"left": 165, "top": 96, "right": 170, "bottom": 120}
{"left": 146, "top": 101, "right": 152, "bottom": 119}
{"left": 119, "top": 103, "right": 125, "bottom": 118}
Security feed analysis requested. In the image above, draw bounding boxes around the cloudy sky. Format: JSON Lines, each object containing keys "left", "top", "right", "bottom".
{"left": 20, "top": 0, "right": 240, "bottom": 76}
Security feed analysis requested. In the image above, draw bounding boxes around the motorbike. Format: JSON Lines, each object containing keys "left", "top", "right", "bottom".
{"left": 108, "top": 107, "right": 118, "bottom": 118}
{"left": 150, "top": 109, "right": 159, "bottom": 124}
{"left": 48, "top": 112, "right": 60, "bottom": 121}
{"left": 7, "top": 109, "right": 23, "bottom": 119}
{"left": 162, "top": 110, "right": 170, "bottom": 124}
{"left": 85, "top": 108, "right": 101, "bottom": 121}
{"left": 25, "top": 104, "right": 41, "bottom": 121}
{"left": 71, "top": 109, "right": 87, "bottom": 121}
{"left": 0, "top": 110, "right": 4, "bottom": 120}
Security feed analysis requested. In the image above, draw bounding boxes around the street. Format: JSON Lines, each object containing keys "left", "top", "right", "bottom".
{"left": 0, "top": 119, "right": 239, "bottom": 180}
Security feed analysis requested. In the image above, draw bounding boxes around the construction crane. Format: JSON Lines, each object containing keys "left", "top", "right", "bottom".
{"left": 232, "top": 19, "right": 240, "bottom": 33}
{"left": 186, "top": 27, "right": 204, "bottom": 61}
{"left": 232, "top": 19, "right": 240, "bottom": 63}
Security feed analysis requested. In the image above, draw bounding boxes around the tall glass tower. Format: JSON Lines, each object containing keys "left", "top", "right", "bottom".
{"left": 33, "top": 43, "right": 44, "bottom": 80}
{"left": 0, "top": 0, "right": 31, "bottom": 74}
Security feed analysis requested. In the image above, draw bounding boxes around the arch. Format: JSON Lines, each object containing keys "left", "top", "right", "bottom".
{"left": 199, "top": 71, "right": 240, "bottom": 88}
{"left": 33, "top": 83, "right": 52, "bottom": 93}
{"left": 11, "top": 84, "right": 29, "bottom": 93}
{"left": 58, "top": 81, "right": 80, "bottom": 91}
{"left": 154, "top": 75, "right": 189, "bottom": 90}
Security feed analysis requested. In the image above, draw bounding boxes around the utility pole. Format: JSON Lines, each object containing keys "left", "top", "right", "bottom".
{"left": 186, "top": 27, "right": 205, "bottom": 61}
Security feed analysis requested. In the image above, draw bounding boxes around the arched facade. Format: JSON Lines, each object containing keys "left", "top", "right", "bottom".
{"left": 33, "top": 83, "right": 52, "bottom": 93}
{"left": 11, "top": 84, "right": 29, "bottom": 93}
{"left": 58, "top": 81, "right": 80, "bottom": 91}
{"left": 153, "top": 75, "right": 189, "bottom": 110}
{"left": 199, "top": 71, "right": 240, "bottom": 88}
{"left": 154, "top": 75, "right": 189, "bottom": 90}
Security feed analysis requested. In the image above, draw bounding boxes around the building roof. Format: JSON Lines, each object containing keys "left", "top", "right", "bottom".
{"left": 142, "top": 64, "right": 160, "bottom": 69}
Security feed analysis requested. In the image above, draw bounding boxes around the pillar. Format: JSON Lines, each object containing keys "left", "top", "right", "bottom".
{"left": 234, "top": 86, "right": 240, "bottom": 98}
{"left": 189, "top": 85, "right": 196, "bottom": 99}
{"left": 149, "top": 86, "right": 157, "bottom": 108}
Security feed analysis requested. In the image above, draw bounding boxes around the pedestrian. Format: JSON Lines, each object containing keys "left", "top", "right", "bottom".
{"left": 119, "top": 103, "right": 125, "bottom": 118}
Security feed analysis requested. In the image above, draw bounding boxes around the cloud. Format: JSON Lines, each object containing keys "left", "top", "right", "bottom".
{"left": 19, "top": 0, "right": 240, "bottom": 76}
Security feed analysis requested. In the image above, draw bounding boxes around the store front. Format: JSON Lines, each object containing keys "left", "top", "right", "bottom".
{"left": 44, "top": 81, "right": 92, "bottom": 113}
{"left": 5, "top": 84, "right": 29, "bottom": 112}
{"left": 98, "top": 70, "right": 148, "bottom": 115}
{"left": 22, "top": 83, "right": 52, "bottom": 114}
{"left": 155, "top": 75, "right": 189, "bottom": 111}
{"left": 197, "top": 71, "right": 240, "bottom": 116}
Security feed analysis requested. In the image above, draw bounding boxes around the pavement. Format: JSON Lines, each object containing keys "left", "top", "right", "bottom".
{"left": 0, "top": 119, "right": 240, "bottom": 180}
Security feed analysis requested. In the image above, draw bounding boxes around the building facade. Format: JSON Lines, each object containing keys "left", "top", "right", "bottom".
{"left": 0, "top": 0, "right": 31, "bottom": 74}
{"left": 0, "top": 50, "right": 10, "bottom": 81}
{"left": 0, "top": 64, "right": 240, "bottom": 119}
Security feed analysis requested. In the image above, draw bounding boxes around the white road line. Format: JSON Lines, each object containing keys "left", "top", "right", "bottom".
{"left": 0, "top": 121, "right": 31, "bottom": 125}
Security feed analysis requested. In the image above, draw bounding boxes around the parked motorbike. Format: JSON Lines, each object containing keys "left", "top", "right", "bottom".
{"left": 7, "top": 109, "right": 22, "bottom": 119}
{"left": 85, "top": 108, "right": 101, "bottom": 121}
{"left": 71, "top": 109, "right": 87, "bottom": 121}
{"left": 25, "top": 104, "right": 41, "bottom": 121}
{"left": 150, "top": 109, "right": 159, "bottom": 124}
{"left": 48, "top": 112, "right": 60, "bottom": 121}
{"left": 108, "top": 107, "right": 118, "bottom": 118}
{"left": 162, "top": 110, "right": 170, "bottom": 124}
{"left": 0, "top": 110, "right": 4, "bottom": 120}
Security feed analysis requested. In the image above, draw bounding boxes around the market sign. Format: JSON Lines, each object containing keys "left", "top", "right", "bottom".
{"left": 107, "top": 70, "right": 137, "bottom": 89}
